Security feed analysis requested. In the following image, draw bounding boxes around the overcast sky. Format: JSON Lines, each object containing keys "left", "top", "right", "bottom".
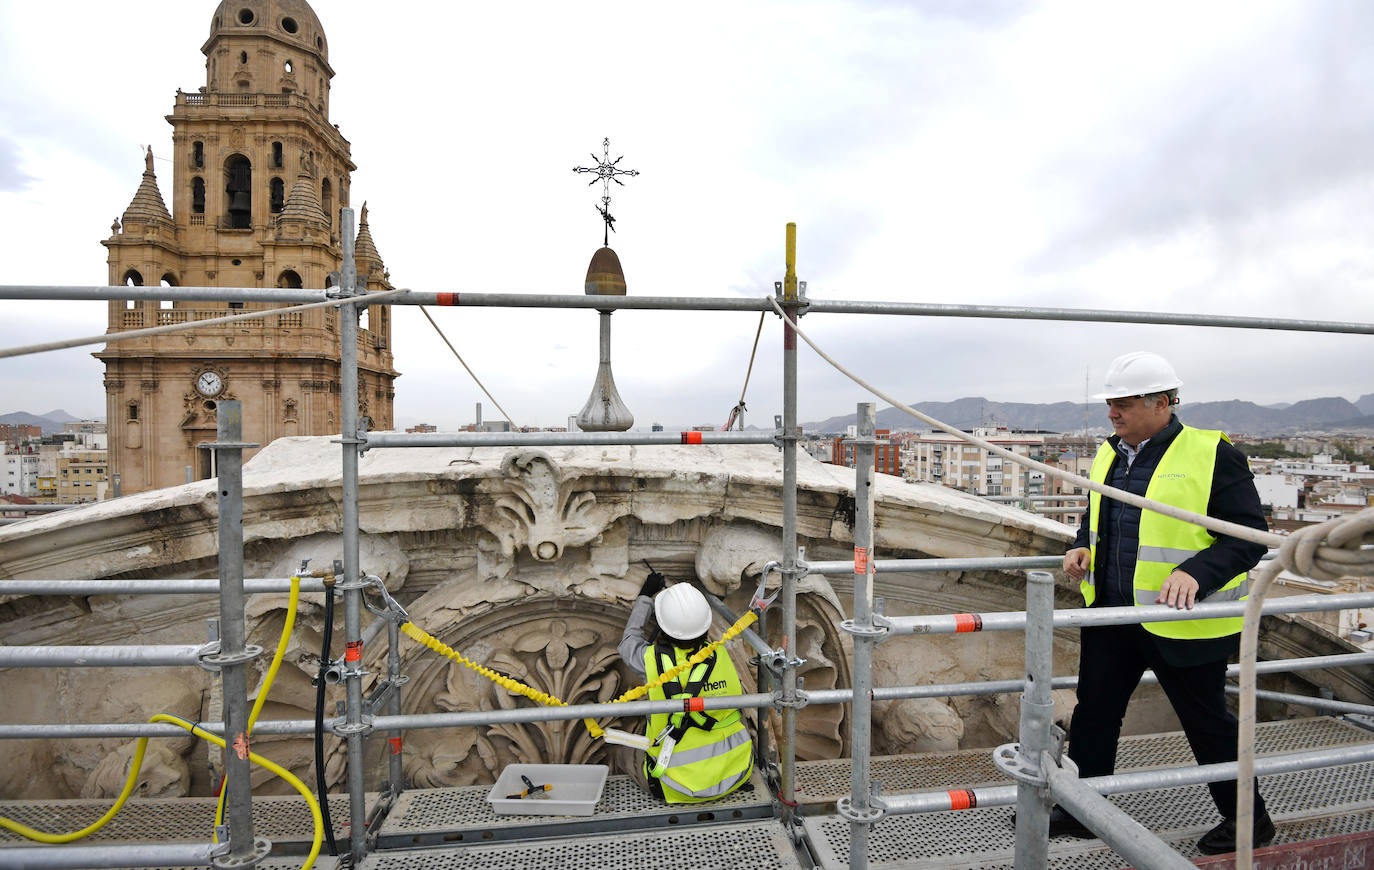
{"left": 2, "top": 1, "right": 1373, "bottom": 430}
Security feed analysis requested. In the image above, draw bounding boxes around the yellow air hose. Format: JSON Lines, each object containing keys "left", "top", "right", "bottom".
{"left": 214, "top": 574, "right": 301, "bottom": 838}
{"left": 400, "top": 606, "right": 761, "bottom": 739}
{"left": 0, "top": 575, "right": 323, "bottom": 870}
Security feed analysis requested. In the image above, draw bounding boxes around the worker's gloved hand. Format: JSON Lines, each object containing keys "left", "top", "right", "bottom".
{"left": 638, "top": 572, "right": 666, "bottom": 599}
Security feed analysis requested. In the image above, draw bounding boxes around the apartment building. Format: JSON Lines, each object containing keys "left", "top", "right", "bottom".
{"left": 900, "top": 427, "right": 1045, "bottom": 497}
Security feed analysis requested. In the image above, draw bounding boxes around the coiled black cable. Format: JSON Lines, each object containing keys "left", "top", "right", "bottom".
{"left": 314, "top": 582, "right": 338, "bottom": 857}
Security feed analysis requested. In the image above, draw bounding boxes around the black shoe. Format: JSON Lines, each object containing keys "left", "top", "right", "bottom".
{"left": 1197, "top": 810, "right": 1276, "bottom": 855}
{"left": 1010, "top": 806, "right": 1093, "bottom": 839}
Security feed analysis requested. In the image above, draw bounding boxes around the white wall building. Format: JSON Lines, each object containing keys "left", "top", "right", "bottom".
{"left": 901, "top": 427, "right": 1045, "bottom": 497}
{"left": 0, "top": 445, "right": 40, "bottom": 496}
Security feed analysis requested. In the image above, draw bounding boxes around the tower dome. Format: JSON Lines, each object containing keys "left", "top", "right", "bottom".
{"left": 203, "top": 0, "right": 334, "bottom": 104}
{"left": 585, "top": 246, "right": 627, "bottom": 296}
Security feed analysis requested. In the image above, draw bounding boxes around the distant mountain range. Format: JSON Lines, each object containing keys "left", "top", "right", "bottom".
{"left": 0, "top": 410, "right": 86, "bottom": 435}
{"left": 804, "top": 394, "right": 1374, "bottom": 437}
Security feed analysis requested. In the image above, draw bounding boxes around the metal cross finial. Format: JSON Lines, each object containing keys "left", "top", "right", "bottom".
{"left": 573, "top": 137, "right": 639, "bottom": 247}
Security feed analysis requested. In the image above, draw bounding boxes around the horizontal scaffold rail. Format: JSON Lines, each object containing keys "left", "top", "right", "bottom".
{"left": 0, "top": 841, "right": 223, "bottom": 870}
{"left": 804, "top": 551, "right": 1277, "bottom": 575}
{"left": 362, "top": 429, "right": 778, "bottom": 449}
{"left": 887, "top": 589, "right": 1374, "bottom": 634}
{"left": 3, "top": 651, "right": 1367, "bottom": 740}
{"left": 0, "top": 644, "right": 210, "bottom": 668}
{"left": 2, "top": 577, "right": 327, "bottom": 596}
{"left": 4, "top": 284, "right": 1374, "bottom": 333}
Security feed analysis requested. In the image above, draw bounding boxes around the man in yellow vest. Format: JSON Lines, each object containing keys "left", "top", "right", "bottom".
{"left": 1058, "top": 351, "right": 1273, "bottom": 854}
{"left": 618, "top": 572, "right": 754, "bottom": 803}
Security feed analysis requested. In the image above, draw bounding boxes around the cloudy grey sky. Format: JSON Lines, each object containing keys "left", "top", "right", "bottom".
{"left": 2, "top": 1, "right": 1372, "bottom": 430}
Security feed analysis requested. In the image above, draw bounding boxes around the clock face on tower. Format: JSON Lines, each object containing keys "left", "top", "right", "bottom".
{"left": 195, "top": 370, "right": 224, "bottom": 397}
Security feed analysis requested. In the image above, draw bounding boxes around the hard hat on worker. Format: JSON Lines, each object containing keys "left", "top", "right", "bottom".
{"left": 1093, "top": 351, "right": 1183, "bottom": 401}
{"left": 654, "top": 584, "right": 713, "bottom": 641}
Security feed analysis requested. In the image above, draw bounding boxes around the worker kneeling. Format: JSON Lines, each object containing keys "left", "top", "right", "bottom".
{"left": 618, "top": 573, "right": 754, "bottom": 803}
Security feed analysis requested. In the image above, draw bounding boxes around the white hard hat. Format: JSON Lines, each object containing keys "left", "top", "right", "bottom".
{"left": 1093, "top": 351, "right": 1183, "bottom": 400}
{"left": 654, "top": 584, "right": 713, "bottom": 641}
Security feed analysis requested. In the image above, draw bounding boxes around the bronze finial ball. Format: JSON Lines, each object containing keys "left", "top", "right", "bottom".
{"left": 584, "top": 246, "right": 627, "bottom": 296}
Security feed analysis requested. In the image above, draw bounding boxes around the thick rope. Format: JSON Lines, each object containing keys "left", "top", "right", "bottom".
{"left": 0, "top": 288, "right": 411, "bottom": 360}
{"left": 768, "top": 295, "right": 1374, "bottom": 861}
{"left": 417, "top": 306, "right": 519, "bottom": 428}
{"left": 401, "top": 609, "right": 760, "bottom": 740}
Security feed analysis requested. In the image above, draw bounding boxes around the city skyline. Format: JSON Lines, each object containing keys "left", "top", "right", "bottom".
{"left": 3, "top": 1, "right": 1373, "bottom": 430}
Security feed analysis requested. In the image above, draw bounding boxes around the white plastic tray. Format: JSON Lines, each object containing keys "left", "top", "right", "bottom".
{"left": 485, "top": 763, "right": 609, "bottom": 816}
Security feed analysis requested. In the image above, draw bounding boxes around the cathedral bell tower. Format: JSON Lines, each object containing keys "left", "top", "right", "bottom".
{"left": 98, "top": 0, "right": 398, "bottom": 495}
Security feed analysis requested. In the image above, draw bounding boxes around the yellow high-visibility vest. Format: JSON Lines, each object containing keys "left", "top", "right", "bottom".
{"left": 1084, "top": 426, "right": 1248, "bottom": 639}
{"left": 643, "top": 645, "right": 753, "bottom": 803}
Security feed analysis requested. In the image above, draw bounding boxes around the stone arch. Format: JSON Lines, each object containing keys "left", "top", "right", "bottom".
{"left": 122, "top": 269, "right": 143, "bottom": 287}
{"left": 277, "top": 269, "right": 302, "bottom": 289}
{"left": 270, "top": 176, "right": 284, "bottom": 213}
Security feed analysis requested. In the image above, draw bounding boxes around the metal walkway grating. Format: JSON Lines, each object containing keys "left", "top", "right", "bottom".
{"left": 0, "top": 792, "right": 372, "bottom": 855}
{"left": 376, "top": 771, "right": 774, "bottom": 848}
{"left": 793, "top": 714, "right": 1374, "bottom": 808}
{"left": 802, "top": 717, "right": 1374, "bottom": 868}
{"left": 361, "top": 818, "right": 801, "bottom": 870}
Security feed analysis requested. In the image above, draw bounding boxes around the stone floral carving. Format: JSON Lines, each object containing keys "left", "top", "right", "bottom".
{"left": 491, "top": 451, "right": 603, "bottom": 562}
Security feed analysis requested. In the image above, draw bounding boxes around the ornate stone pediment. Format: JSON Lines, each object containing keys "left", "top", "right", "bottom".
{"left": 487, "top": 450, "right": 608, "bottom": 562}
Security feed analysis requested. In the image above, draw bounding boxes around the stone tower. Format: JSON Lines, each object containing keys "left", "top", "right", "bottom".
{"left": 97, "top": 0, "right": 397, "bottom": 494}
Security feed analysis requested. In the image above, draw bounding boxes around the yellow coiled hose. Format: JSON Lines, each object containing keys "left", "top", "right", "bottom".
{"left": 401, "top": 607, "right": 760, "bottom": 739}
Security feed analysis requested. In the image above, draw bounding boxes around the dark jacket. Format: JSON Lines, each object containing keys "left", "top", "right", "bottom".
{"left": 1072, "top": 415, "right": 1268, "bottom": 666}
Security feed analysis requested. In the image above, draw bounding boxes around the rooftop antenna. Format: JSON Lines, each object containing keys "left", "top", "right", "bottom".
{"left": 573, "top": 137, "right": 639, "bottom": 247}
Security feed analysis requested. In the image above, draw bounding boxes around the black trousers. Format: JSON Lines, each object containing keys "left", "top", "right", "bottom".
{"left": 1066, "top": 623, "right": 1265, "bottom": 819}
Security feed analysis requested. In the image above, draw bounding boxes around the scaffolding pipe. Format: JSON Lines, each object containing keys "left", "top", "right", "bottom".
{"left": 880, "top": 742, "right": 1374, "bottom": 817}
{"left": 0, "top": 645, "right": 207, "bottom": 668}
{"left": 1012, "top": 570, "right": 1056, "bottom": 869}
{"left": 338, "top": 206, "right": 369, "bottom": 866}
{"left": 1225, "top": 685, "right": 1374, "bottom": 716}
{"left": 1045, "top": 760, "right": 1195, "bottom": 870}
{"left": 386, "top": 618, "right": 405, "bottom": 800}
{"left": 210, "top": 400, "right": 259, "bottom": 866}
{"left": 0, "top": 578, "right": 329, "bottom": 596}
{"left": 778, "top": 222, "right": 801, "bottom": 822}
{"left": 7, "top": 284, "right": 1374, "bottom": 334}
{"left": 885, "top": 590, "right": 1374, "bottom": 635}
{"left": 362, "top": 430, "right": 778, "bottom": 449}
{"left": 2, "top": 648, "right": 1370, "bottom": 739}
{"left": 803, "top": 551, "right": 1276, "bottom": 576}
{"left": 846, "top": 403, "right": 878, "bottom": 868}
{"left": 0, "top": 841, "right": 224, "bottom": 869}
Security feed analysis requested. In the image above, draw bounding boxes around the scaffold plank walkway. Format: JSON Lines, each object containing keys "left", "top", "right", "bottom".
{"left": 802, "top": 716, "right": 1374, "bottom": 868}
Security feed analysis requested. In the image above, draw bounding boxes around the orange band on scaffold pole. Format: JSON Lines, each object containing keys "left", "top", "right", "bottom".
{"left": 681, "top": 431, "right": 703, "bottom": 444}
{"left": 436, "top": 292, "right": 458, "bottom": 306}
{"left": 947, "top": 789, "right": 976, "bottom": 810}
{"left": 854, "top": 547, "right": 868, "bottom": 574}
{"left": 952, "top": 614, "right": 982, "bottom": 633}
{"left": 388, "top": 737, "right": 403, "bottom": 755}
{"left": 685, "top": 697, "right": 705, "bottom": 713}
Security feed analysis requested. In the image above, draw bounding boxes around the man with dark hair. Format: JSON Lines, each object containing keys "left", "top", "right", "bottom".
{"left": 1058, "top": 351, "right": 1273, "bottom": 854}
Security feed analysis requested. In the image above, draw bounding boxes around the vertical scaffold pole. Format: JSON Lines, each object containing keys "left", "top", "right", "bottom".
{"left": 212, "top": 400, "right": 261, "bottom": 863}
{"left": 778, "top": 222, "right": 801, "bottom": 822}
{"left": 336, "top": 207, "right": 370, "bottom": 865}
{"left": 1013, "top": 570, "right": 1056, "bottom": 870}
{"left": 846, "top": 403, "right": 881, "bottom": 867}
{"left": 386, "top": 619, "right": 404, "bottom": 800}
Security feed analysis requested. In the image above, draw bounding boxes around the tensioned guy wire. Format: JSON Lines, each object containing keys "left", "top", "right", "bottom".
{"left": 416, "top": 305, "right": 518, "bottom": 428}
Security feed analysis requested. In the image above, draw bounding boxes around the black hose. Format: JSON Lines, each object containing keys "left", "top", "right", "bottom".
{"left": 314, "top": 584, "right": 339, "bottom": 857}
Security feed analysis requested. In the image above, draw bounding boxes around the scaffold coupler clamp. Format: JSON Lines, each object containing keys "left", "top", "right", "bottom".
{"left": 837, "top": 783, "right": 887, "bottom": 825}
{"left": 771, "top": 683, "right": 810, "bottom": 710}
{"left": 209, "top": 834, "right": 271, "bottom": 869}
{"left": 197, "top": 618, "right": 263, "bottom": 672}
{"left": 993, "top": 726, "right": 1074, "bottom": 788}
{"left": 840, "top": 615, "right": 890, "bottom": 640}
{"left": 361, "top": 573, "right": 409, "bottom": 624}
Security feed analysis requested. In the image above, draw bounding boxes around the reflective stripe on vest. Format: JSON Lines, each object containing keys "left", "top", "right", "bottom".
{"left": 1085, "top": 426, "right": 1247, "bottom": 640}
{"left": 643, "top": 644, "right": 753, "bottom": 803}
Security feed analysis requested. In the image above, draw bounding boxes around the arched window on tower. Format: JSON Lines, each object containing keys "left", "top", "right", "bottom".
{"left": 192, "top": 141, "right": 204, "bottom": 168}
{"left": 123, "top": 270, "right": 143, "bottom": 287}
{"left": 321, "top": 178, "right": 333, "bottom": 230}
{"left": 160, "top": 274, "right": 178, "bottom": 287}
{"left": 272, "top": 142, "right": 283, "bottom": 168}
{"left": 270, "top": 177, "right": 285, "bottom": 213}
{"left": 277, "top": 270, "right": 303, "bottom": 289}
{"left": 192, "top": 177, "right": 206, "bottom": 214}
{"left": 224, "top": 155, "right": 252, "bottom": 229}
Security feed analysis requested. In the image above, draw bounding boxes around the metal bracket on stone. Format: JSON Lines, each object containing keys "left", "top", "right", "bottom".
{"left": 209, "top": 836, "right": 271, "bottom": 869}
